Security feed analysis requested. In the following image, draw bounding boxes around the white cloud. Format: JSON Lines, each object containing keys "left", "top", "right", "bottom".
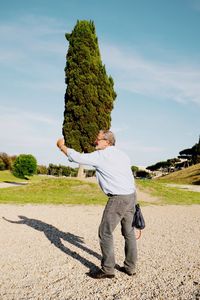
{"left": 0, "top": 15, "right": 67, "bottom": 68}
{"left": 0, "top": 106, "right": 58, "bottom": 125}
{"left": 0, "top": 15, "right": 66, "bottom": 42}
{"left": 4, "top": 15, "right": 200, "bottom": 107}
{"left": 101, "top": 44, "right": 200, "bottom": 106}
{"left": 117, "top": 140, "right": 164, "bottom": 153}
{"left": 0, "top": 106, "right": 63, "bottom": 164}
{"left": 0, "top": 15, "right": 68, "bottom": 98}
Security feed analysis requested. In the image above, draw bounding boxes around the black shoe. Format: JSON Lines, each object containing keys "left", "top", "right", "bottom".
{"left": 88, "top": 269, "right": 115, "bottom": 279}
{"left": 118, "top": 266, "right": 136, "bottom": 276}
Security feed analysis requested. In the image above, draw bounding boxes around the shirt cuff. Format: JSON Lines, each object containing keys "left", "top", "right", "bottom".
{"left": 66, "top": 148, "right": 73, "bottom": 156}
{"left": 66, "top": 148, "right": 75, "bottom": 162}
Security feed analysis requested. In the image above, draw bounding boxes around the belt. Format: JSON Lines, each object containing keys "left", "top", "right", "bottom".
{"left": 107, "top": 193, "right": 135, "bottom": 197}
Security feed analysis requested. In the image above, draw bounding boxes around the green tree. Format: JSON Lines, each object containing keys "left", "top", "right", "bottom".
{"left": 147, "top": 161, "right": 171, "bottom": 171}
{"left": 179, "top": 135, "right": 200, "bottom": 165}
{"left": 63, "top": 20, "right": 116, "bottom": 153}
{"left": 12, "top": 154, "right": 37, "bottom": 179}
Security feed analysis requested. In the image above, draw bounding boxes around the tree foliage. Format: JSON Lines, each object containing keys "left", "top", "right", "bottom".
{"left": 63, "top": 20, "right": 116, "bottom": 152}
{"left": 12, "top": 154, "right": 37, "bottom": 179}
{"left": 0, "top": 158, "right": 6, "bottom": 170}
{"left": 147, "top": 161, "right": 171, "bottom": 171}
{"left": 46, "top": 164, "right": 95, "bottom": 177}
{"left": 135, "top": 170, "right": 152, "bottom": 179}
{"left": 179, "top": 136, "right": 200, "bottom": 164}
{"left": 47, "top": 164, "right": 78, "bottom": 177}
{"left": 131, "top": 165, "right": 139, "bottom": 176}
{"left": 0, "top": 152, "right": 17, "bottom": 170}
{"left": 37, "top": 165, "right": 48, "bottom": 175}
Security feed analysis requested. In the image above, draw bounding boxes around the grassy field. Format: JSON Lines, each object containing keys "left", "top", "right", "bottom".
{"left": 137, "top": 179, "right": 200, "bottom": 205}
{"left": 0, "top": 171, "right": 199, "bottom": 205}
{"left": 0, "top": 171, "right": 107, "bottom": 205}
{"left": 157, "top": 163, "right": 200, "bottom": 185}
{"left": 0, "top": 170, "right": 48, "bottom": 183}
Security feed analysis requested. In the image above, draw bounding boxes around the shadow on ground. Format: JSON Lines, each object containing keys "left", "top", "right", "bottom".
{"left": 3, "top": 216, "right": 101, "bottom": 271}
{"left": 3, "top": 181, "right": 27, "bottom": 185}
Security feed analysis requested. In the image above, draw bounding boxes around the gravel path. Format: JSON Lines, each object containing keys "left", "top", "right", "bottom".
{"left": 0, "top": 204, "right": 200, "bottom": 300}
{"left": 165, "top": 184, "right": 200, "bottom": 193}
{"left": 0, "top": 182, "right": 28, "bottom": 188}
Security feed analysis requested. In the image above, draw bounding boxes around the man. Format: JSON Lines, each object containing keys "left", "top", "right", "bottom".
{"left": 57, "top": 130, "right": 137, "bottom": 279}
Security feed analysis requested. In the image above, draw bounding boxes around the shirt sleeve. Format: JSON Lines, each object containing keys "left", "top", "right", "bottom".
{"left": 67, "top": 148, "right": 100, "bottom": 167}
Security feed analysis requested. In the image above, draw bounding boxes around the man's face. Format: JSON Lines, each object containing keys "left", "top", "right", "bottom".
{"left": 95, "top": 132, "right": 110, "bottom": 150}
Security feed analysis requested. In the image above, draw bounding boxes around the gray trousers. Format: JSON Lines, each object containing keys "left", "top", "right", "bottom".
{"left": 98, "top": 192, "right": 137, "bottom": 275}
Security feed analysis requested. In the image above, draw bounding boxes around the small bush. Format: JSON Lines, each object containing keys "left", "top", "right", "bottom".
{"left": 131, "top": 165, "right": 139, "bottom": 177}
{"left": 0, "top": 158, "right": 6, "bottom": 170}
{"left": 37, "top": 165, "right": 48, "bottom": 175}
{"left": 136, "top": 170, "right": 151, "bottom": 179}
{"left": 12, "top": 154, "right": 37, "bottom": 179}
{"left": 0, "top": 152, "right": 11, "bottom": 170}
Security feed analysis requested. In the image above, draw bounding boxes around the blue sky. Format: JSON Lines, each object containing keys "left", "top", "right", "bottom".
{"left": 0, "top": 0, "right": 200, "bottom": 167}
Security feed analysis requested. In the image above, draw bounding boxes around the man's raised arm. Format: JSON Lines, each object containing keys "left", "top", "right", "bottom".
{"left": 56, "top": 138, "right": 68, "bottom": 155}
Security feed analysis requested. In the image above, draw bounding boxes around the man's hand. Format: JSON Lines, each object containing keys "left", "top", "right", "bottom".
{"left": 56, "top": 138, "right": 68, "bottom": 155}
{"left": 57, "top": 138, "right": 65, "bottom": 149}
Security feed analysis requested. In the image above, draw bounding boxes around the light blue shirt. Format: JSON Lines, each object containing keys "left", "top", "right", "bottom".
{"left": 67, "top": 146, "right": 135, "bottom": 195}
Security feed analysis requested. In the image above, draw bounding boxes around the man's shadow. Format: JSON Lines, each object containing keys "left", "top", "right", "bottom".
{"left": 3, "top": 216, "right": 101, "bottom": 271}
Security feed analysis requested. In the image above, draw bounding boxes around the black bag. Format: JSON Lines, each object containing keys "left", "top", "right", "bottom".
{"left": 132, "top": 204, "right": 145, "bottom": 230}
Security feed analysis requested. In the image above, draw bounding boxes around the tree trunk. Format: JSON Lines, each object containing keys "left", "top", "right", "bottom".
{"left": 77, "top": 164, "right": 85, "bottom": 178}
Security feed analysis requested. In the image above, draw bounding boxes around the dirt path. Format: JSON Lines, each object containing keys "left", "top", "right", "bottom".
{"left": 0, "top": 182, "right": 27, "bottom": 188}
{"left": 165, "top": 183, "right": 200, "bottom": 192}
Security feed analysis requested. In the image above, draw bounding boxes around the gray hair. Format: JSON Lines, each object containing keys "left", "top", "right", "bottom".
{"left": 100, "top": 130, "right": 116, "bottom": 146}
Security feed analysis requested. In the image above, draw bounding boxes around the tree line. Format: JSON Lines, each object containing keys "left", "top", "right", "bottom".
{"left": 0, "top": 152, "right": 95, "bottom": 179}
{"left": 146, "top": 136, "right": 200, "bottom": 172}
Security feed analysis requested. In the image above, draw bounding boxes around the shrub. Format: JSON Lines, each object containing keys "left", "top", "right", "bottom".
{"left": 37, "top": 165, "right": 48, "bottom": 175}
{"left": 136, "top": 170, "right": 151, "bottom": 179}
{"left": 0, "top": 158, "right": 6, "bottom": 170}
{"left": 131, "top": 165, "right": 139, "bottom": 177}
{"left": 0, "top": 152, "right": 11, "bottom": 170}
{"left": 47, "top": 164, "right": 78, "bottom": 177}
{"left": 12, "top": 154, "right": 37, "bottom": 179}
{"left": 85, "top": 169, "right": 96, "bottom": 177}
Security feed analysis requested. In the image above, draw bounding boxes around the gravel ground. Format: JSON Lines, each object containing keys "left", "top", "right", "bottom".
{"left": 0, "top": 204, "right": 200, "bottom": 300}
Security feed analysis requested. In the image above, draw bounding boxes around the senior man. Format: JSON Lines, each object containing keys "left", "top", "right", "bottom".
{"left": 57, "top": 130, "right": 137, "bottom": 279}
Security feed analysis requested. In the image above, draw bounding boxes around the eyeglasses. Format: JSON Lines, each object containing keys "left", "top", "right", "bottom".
{"left": 96, "top": 138, "right": 107, "bottom": 142}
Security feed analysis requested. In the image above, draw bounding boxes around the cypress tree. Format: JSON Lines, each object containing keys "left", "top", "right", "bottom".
{"left": 63, "top": 20, "right": 116, "bottom": 153}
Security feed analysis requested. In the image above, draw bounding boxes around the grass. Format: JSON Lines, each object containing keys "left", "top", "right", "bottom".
{"left": 0, "top": 171, "right": 199, "bottom": 206}
{"left": 0, "top": 172, "right": 107, "bottom": 205}
{"left": 0, "top": 170, "right": 26, "bottom": 183}
{"left": 137, "top": 179, "right": 200, "bottom": 205}
{"left": 0, "top": 170, "right": 49, "bottom": 183}
{"left": 157, "top": 163, "right": 200, "bottom": 185}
